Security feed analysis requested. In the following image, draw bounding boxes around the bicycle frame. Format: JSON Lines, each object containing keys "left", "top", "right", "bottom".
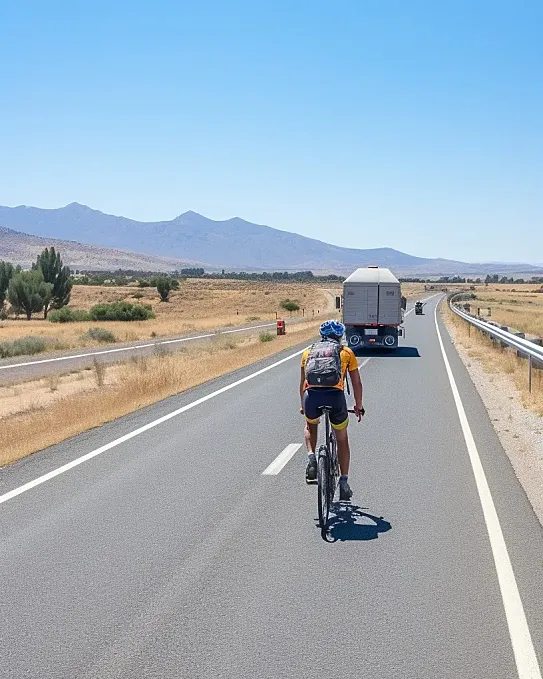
{"left": 317, "top": 407, "right": 340, "bottom": 535}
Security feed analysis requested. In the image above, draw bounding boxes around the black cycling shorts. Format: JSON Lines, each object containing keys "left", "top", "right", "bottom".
{"left": 303, "top": 388, "right": 349, "bottom": 430}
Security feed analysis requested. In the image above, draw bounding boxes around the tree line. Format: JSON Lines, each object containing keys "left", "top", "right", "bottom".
{"left": 400, "top": 275, "right": 542, "bottom": 284}
{"left": 0, "top": 250, "right": 184, "bottom": 320}
{"left": 74, "top": 268, "right": 345, "bottom": 284}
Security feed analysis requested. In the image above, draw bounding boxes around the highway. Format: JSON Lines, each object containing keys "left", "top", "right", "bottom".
{"left": 0, "top": 318, "right": 284, "bottom": 385}
{"left": 1, "top": 295, "right": 542, "bottom": 678}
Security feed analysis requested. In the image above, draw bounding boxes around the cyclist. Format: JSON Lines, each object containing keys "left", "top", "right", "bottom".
{"left": 300, "top": 319, "right": 364, "bottom": 501}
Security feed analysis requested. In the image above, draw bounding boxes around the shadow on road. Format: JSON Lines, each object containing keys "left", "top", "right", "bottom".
{"left": 354, "top": 347, "right": 420, "bottom": 358}
{"left": 321, "top": 505, "right": 392, "bottom": 543}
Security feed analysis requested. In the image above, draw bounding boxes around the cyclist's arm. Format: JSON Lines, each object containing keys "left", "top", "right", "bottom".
{"left": 348, "top": 368, "right": 363, "bottom": 410}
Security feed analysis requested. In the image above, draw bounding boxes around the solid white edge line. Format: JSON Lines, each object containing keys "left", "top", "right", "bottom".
{"left": 0, "top": 322, "right": 279, "bottom": 371}
{"left": 0, "top": 347, "right": 308, "bottom": 507}
{"left": 434, "top": 303, "right": 542, "bottom": 679}
{"left": 262, "top": 444, "right": 302, "bottom": 475}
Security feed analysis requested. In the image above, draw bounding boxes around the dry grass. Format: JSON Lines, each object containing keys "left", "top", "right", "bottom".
{"left": 0, "top": 320, "right": 321, "bottom": 466}
{"left": 401, "top": 283, "right": 429, "bottom": 300}
{"left": 468, "top": 288, "right": 543, "bottom": 338}
{"left": 0, "top": 279, "right": 337, "bottom": 351}
{"left": 444, "top": 304, "right": 543, "bottom": 417}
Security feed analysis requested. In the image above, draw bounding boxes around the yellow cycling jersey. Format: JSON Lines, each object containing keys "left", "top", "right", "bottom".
{"left": 301, "top": 344, "right": 358, "bottom": 391}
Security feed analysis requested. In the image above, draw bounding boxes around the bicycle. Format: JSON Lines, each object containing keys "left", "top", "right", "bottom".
{"left": 316, "top": 406, "right": 363, "bottom": 536}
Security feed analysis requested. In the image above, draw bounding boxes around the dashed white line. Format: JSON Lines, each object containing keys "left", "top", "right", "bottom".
{"left": 434, "top": 304, "right": 542, "bottom": 679}
{"left": 262, "top": 444, "right": 302, "bottom": 475}
{"left": 0, "top": 348, "right": 308, "bottom": 507}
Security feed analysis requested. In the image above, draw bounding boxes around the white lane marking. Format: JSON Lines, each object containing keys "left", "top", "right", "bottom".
{"left": 359, "top": 357, "right": 370, "bottom": 369}
{"left": 434, "top": 305, "right": 542, "bottom": 679}
{"left": 0, "top": 348, "right": 308, "bottom": 507}
{"left": 0, "top": 322, "right": 279, "bottom": 371}
{"left": 262, "top": 444, "right": 302, "bottom": 475}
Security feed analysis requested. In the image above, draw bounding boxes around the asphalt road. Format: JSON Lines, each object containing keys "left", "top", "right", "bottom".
{"left": 1, "top": 296, "right": 542, "bottom": 678}
{"left": 0, "top": 318, "right": 284, "bottom": 385}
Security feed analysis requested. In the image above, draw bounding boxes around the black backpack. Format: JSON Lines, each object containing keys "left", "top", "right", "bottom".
{"left": 305, "top": 340, "right": 342, "bottom": 387}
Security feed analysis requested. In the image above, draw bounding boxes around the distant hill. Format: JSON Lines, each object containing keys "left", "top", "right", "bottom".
{"left": 0, "top": 202, "right": 541, "bottom": 276}
{"left": 0, "top": 226, "right": 209, "bottom": 272}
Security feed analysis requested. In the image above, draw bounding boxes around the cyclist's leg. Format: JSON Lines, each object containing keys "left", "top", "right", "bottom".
{"left": 334, "top": 428, "right": 350, "bottom": 476}
{"left": 303, "top": 389, "right": 321, "bottom": 454}
{"left": 329, "top": 391, "right": 353, "bottom": 499}
{"left": 303, "top": 389, "right": 320, "bottom": 481}
{"left": 304, "top": 422, "right": 318, "bottom": 455}
{"left": 329, "top": 390, "right": 350, "bottom": 473}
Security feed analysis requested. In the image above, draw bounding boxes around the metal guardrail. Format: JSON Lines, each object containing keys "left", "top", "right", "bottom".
{"left": 449, "top": 295, "right": 543, "bottom": 393}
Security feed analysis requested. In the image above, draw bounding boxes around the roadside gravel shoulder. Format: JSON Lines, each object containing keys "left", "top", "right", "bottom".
{"left": 442, "top": 308, "right": 543, "bottom": 525}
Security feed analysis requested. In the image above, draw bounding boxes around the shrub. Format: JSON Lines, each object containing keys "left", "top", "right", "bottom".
{"left": 0, "top": 336, "right": 47, "bottom": 358}
{"left": 48, "top": 307, "right": 92, "bottom": 323}
{"left": 47, "top": 375, "right": 60, "bottom": 392}
{"left": 92, "top": 358, "right": 106, "bottom": 387}
{"left": 215, "top": 337, "right": 238, "bottom": 350}
{"left": 154, "top": 344, "right": 171, "bottom": 358}
{"left": 89, "top": 301, "right": 155, "bottom": 321}
{"left": 8, "top": 270, "right": 52, "bottom": 320}
{"left": 82, "top": 327, "right": 116, "bottom": 343}
{"left": 280, "top": 299, "right": 300, "bottom": 312}
{"left": 132, "top": 292, "right": 144, "bottom": 299}
{"left": 259, "top": 332, "right": 274, "bottom": 343}
{"left": 246, "top": 316, "right": 261, "bottom": 321}
{"left": 156, "top": 277, "right": 172, "bottom": 302}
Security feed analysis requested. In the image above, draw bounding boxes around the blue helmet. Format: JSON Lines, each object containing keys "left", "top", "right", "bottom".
{"left": 320, "top": 319, "right": 345, "bottom": 340}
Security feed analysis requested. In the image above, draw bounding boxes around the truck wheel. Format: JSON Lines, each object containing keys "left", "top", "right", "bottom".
{"left": 349, "top": 334, "right": 361, "bottom": 348}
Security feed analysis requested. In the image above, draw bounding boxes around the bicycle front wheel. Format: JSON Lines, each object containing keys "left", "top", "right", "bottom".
{"left": 317, "top": 446, "right": 329, "bottom": 532}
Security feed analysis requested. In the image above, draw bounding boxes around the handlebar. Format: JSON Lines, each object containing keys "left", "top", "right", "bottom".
{"left": 302, "top": 406, "right": 365, "bottom": 419}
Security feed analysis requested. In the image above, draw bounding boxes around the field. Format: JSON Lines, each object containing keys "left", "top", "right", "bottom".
{"left": 1, "top": 319, "right": 321, "bottom": 466}
{"left": 401, "top": 282, "right": 429, "bottom": 300}
{"left": 0, "top": 278, "right": 438, "bottom": 355}
{"left": 468, "top": 286, "right": 543, "bottom": 337}
{"left": 444, "top": 299, "right": 543, "bottom": 416}
{"left": 0, "top": 279, "right": 338, "bottom": 351}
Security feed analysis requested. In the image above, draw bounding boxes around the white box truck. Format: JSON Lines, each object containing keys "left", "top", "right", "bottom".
{"left": 336, "top": 266, "right": 406, "bottom": 350}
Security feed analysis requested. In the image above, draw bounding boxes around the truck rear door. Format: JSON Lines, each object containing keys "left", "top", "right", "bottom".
{"left": 378, "top": 284, "right": 401, "bottom": 325}
{"left": 343, "top": 284, "right": 378, "bottom": 324}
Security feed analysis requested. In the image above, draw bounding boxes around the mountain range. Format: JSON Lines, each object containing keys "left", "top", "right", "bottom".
{"left": 0, "top": 202, "right": 541, "bottom": 276}
{"left": 0, "top": 225, "right": 207, "bottom": 272}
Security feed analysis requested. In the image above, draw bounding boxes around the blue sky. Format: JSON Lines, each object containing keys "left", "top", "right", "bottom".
{"left": 1, "top": 0, "right": 541, "bottom": 263}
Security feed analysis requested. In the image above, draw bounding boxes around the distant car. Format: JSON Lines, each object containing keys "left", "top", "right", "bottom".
{"left": 415, "top": 301, "right": 424, "bottom": 315}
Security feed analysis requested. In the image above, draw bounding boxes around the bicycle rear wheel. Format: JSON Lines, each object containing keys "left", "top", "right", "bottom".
{"left": 317, "top": 445, "right": 329, "bottom": 532}
{"left": 328, "top": 432, "right": 338, "bottom": 505}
